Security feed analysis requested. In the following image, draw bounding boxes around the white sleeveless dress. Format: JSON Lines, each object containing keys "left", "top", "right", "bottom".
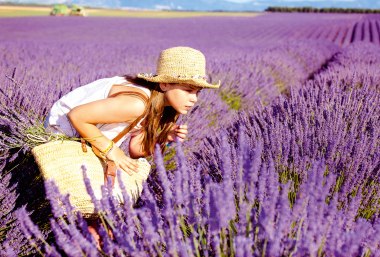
{"left": 44, "top": 76, "right": 151, "bottom": 146}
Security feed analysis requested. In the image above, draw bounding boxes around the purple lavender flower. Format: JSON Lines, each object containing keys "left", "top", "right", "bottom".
{"left": 0, "top": 172, "right": 35, "bottom": 256}
{"left": 2, "top": 12, "right": 380, "bottom": 257}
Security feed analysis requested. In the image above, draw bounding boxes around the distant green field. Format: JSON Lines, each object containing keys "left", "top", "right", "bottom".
{"left": 0, "top": 5, "right": 261, "bottom": 18}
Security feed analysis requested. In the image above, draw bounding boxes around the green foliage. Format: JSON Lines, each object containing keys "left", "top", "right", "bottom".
{"left": 51, "top": 4, "right": 69, "bottom": 15}
{"left": 219, "top": 90, "right": 241, "bottom": 110}
{"left": 357, "top": 179, "right": 380, "bottom": 220}
{"left": 163, "top": 146, "right": 177, "bottom": 171}
{"left": 277, "top": 161, "right": 301, "bottom": 208}
{"left": 333, "top": 174, "right": 345, "bottom": 193}
{"left": 23, "top": 122, "right": 75, "bottom": 149}
{"left": 207, "top": 113, "right": 219, "bottom": 128}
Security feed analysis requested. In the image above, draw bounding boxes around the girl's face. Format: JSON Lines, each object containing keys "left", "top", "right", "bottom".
{"left": 160, "top": 83, "right": 201, "bottom": 114}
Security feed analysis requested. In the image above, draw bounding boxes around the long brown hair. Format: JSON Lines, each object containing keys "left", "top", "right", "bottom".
{"left": 124, "top": 75, "right": 180, "bottom": 155}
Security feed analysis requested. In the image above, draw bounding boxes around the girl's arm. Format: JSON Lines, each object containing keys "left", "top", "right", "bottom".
{"left": 129, "top": 131, "right": 149, "bottom": 158}
{"left": 67, "top": 95, "right": 146, "bottom": 175}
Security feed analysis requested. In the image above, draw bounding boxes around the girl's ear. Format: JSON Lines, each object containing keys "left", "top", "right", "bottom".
{"left": 159, "top": 83, "right": 171, "bottom": 92}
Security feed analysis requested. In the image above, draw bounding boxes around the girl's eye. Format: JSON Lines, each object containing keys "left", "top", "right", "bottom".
{"left": 186, "top": 87, "right": 200, "bottom": 94}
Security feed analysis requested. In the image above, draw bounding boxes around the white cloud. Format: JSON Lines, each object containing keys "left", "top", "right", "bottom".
{"left": 156, "top": 2, "right": 183, "bottom": 10}
{"left": 277, "top": 0, "right": 358, "bottom": 2}
{"left": 224, "top": 0, "right": 358, "bottom": 2}
{"left": 217, "top": 0, "right": 249, "bottom": 3}
{"left": 223, "top": 0, "right": 254, "bottom": 3}
{"left": 75, "top": 0, "right": 122, "bottom": 8}
{"left": 154, "top": 4, "right": 172, "bottom": 10}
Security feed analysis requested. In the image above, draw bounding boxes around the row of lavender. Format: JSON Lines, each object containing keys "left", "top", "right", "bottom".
{"left": 2, "top": 14, "right": 378, "bottom": 115}
{"left": 184, "top": 41, "right": 380, "bottom": 256}
{"left": 244, "top": 13, "right": 380, "bottom": 46}
{"left": 9, "top": 42, "right": 380, "bottom": 256}
{"left": 0, "top": 14, "right": 379, "bottom": 256}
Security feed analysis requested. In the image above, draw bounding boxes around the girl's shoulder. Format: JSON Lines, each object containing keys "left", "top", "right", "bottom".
{"left": 110, "top": 77, "right": 151, "bottom": 99}
{"left": 108, "top": 83, "right": 150, "bottom": 111}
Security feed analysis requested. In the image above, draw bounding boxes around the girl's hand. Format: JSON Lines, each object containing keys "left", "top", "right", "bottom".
{"left": 167, "top": 124, "right": 188, "bottom": 143}
{"left": 105, "top": 145, "right": 139, "bottom": 176}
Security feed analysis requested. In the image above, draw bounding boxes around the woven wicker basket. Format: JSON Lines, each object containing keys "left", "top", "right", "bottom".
{"left": 32, "top": 140, "right": 151, "bottom": 214}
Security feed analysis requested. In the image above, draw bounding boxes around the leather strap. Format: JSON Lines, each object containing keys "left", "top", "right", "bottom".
{"left": 104, "top": 160, "right": 117, "bottom": 187}
{"left": 108, "top": 88, "right": 149, "bottom": 143}
{"left": 84, "top": 86, "right": 149, "bottom": 187}
{"left": 105, "top": 89, "right": 149, "bottom": 187}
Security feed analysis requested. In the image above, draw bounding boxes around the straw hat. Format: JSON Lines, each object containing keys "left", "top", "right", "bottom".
{"left": 137, "top": 46, "right": 220, "bottom": 89}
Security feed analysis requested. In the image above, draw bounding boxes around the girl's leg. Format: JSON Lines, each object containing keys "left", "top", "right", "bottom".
{"left": 86, "top": 218, "right": 101, "bottom": 249}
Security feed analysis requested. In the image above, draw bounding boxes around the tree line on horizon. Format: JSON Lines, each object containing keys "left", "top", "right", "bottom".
{"left": 266, "top": 6, "right": 380, "bottom": 13}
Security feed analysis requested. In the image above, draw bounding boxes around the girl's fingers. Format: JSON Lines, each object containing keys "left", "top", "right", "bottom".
{"left": 176, "top": 132, "right": 187, "bottom": 139}
{"left": 176, "top": 128, "right": 188, "bottom": 133}
{"left": 175, "top": 129, "right": 188, "bottom": 137}
{"left": 166, "top": 124, "right": 189, "bottom": 144}
{"left": 176, "top": 124, "right": 188, "bottom": 129}
{"left": 175, "top": 135, "right": 186, "bottom": 142}
{"left": 173, "top": 124, "right": 187, "bottom": 135}
{"left": 167, "top": 134, "right": 176, "bottom": 141}
{"left": 126, "top": 160, "right": 139, "bottom": 171}
{"left": 118, "top": 163, "right": 133, "bottom": 176}
{"left": 119, "top": 159, "right": 139, "bottom": 175}
{"left": 178, "top": 124, "right": 188, "bottom": 129}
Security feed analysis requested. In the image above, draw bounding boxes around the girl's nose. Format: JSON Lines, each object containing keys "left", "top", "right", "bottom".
{"left": 190, "top": 93, "right": 197, "bottom": 103}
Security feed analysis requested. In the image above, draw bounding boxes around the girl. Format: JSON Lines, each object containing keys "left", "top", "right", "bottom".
{"left": 44, "top": 46, "right": 220, "bottom": 246}
{"left": 45, "top": 46, "right": 220, "bottom": 175}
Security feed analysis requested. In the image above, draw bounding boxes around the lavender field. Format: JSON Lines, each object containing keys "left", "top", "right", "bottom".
{"left": 1, "top": 12, "right": 380, "bottom": 256}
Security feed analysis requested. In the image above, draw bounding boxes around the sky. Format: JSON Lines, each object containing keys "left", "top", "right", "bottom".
{"left": 1, "top": 0, "right": 380, "bottom": 11}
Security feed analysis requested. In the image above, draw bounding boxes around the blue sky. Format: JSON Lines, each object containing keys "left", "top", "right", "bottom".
{"left": 1, "top": 0, "right": 379, "bottom": 11}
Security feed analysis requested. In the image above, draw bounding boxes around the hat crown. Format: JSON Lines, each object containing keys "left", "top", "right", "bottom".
{"left": 156, "top": 47, "right": 206, "bottom": 77}
{"left": 137, "top": 46, "right": 220, "bottom": 88}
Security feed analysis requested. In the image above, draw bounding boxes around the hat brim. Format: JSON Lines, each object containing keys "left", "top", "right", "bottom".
{"left": 137, "top": 74, "right": 220, "bottom": 89}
